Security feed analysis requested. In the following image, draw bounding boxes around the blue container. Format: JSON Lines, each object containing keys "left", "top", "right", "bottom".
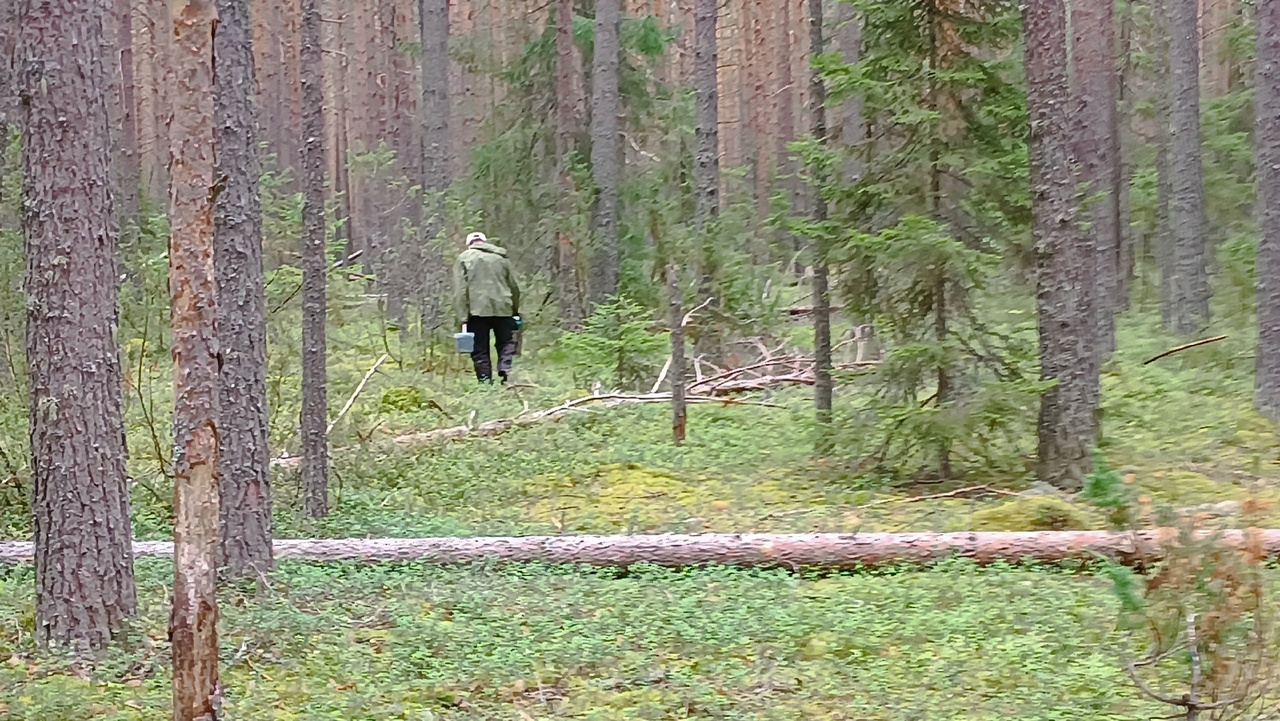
{"left": 454, "top": 329, "right": 475, "bottom": 354}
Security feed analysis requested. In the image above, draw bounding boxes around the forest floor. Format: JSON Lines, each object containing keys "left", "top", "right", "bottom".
{"left": 1, "top": 316, "right": 1277, "bottom": 719}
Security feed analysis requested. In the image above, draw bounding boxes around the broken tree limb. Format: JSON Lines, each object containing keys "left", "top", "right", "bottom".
{"left": 328, "top": 353, "right": 389, "bottom": 435}
{"left": 3, "top": 530, "right": 1280, "bottom": 567}
{"left": 1142, "top": 335, "right": 1229, "bottom": 365}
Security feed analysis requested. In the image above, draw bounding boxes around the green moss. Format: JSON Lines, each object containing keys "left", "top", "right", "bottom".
{"left": 971, "top": 496, "right": 1101, "bottom": 531}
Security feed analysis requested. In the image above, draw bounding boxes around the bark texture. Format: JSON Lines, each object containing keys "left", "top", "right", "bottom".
{"left": 809, "top": 0, "right": 832, "bottom": 440}
{"left": 300, "top": 0, "right": 329, "bottom": 517}
{"left": 555, "top": 0, "right": 583, "bottom": 329}
{"left": 6, "top": 530, "right": 1280, "bottom": 569}
{"left": 21, "top": 0, "right": 136, "bottom": 649}
{"left": 1167, "top": 0, "right": 1211, "bottom": 334}
{"left": 168, "top": 0, "right": 221, "bottom": 717}
{"left": 112, "top": 0, "right": 139, "bottom": 233}
{"left": 419, "top": 0, "right": 450, "bottom": 329}
{"left": 215, "top": 0, "right": 272, "bottom": 577}
{"left": 1025, "top": 0, "right": 1098, "bottom": 490}
{"left": 692, "top": 0, "right": 720, "bottom": 358}
{"left": 668, "top": 264, "right": 687, "bottom": 445}
{"left": 1070, "top": 0, "right": 1120, "bottom": 356}
{"left": 588, "top": 0, "right": 621, "bottom": 305}
{"left": 1257, "top": 0, "right": 1280, "bottom": 418}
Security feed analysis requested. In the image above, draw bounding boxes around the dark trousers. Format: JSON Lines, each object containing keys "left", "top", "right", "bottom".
{"left": 467, "top": 316, "right": 516, "bottom": 381}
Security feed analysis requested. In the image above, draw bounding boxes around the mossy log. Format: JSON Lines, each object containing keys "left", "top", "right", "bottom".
{"left": 1, "top": 530, "right": 1278, "bottom": 568}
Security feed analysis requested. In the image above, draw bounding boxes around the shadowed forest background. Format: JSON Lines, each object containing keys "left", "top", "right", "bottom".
{"left": 4, "top": 0, "right": 1280, "bottom": 719}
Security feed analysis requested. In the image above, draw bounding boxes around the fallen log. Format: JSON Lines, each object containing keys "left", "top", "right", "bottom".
{"left": 3, "top": 530, "right": 1278, "bottom": 567}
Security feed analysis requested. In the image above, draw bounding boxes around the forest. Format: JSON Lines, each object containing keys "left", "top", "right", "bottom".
{"left": 2, "top": 0, "right": 1280, "bottom": 718}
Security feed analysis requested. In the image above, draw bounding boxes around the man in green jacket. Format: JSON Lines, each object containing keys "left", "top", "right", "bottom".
{"left": 453, "top": 231, "right": 521, "bottom": 383}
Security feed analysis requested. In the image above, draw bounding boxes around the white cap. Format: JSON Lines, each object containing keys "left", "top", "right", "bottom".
{"left": 466, "top": 231, "right": 487, "bottom": 245}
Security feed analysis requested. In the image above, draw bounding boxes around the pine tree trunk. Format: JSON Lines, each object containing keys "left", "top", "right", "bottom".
{"left": 1026, "top": 0, "right": 1099, "bottom": 491}
{"left": 215, "top": 0, "right": 273, "bottom": 578}
{"left": 589, "top": 0, "right": 622, "bottom": 305}
{"left": 420, "top": 0, "right": 450, "bottom": 330}
{"left": 301, "top": 0, "right": 330, "bottom": 518}
{"left": 668, "top": 263, "right": 687, "bottom": 445}
{"left": 1167, "top": 0, "right": 1211, "bottom": 335}
{"left": 22, "top": 0, "right": 136, "bottom": 650}
{"left": 809, "top": 0, "right": 832, "bottom": 445}
{"left": 112, "top": 0, "right": 139, "bottom": 233}
{"left": 1255, "top": 0, "right": 1280, "bottom": 418}
{"left": 1154, "top": 0, "right": 1174, "bottom": 322}
{"left": 168, "top": 0, "right": 221, "bottom": 716}
{"left": 555, "top": 0, "right": 583, "bottom": 329}
{"left": 835, "top": 1, "right": 862, "bottom": 180}
{"left": 1115, "top": 0, "right": 1136, "bottom": 309}
{"left": 693, "top": 0, "right": 720, "bottom": 356}
{"left": 1070, "top": 0, "right": 1120, "bottom": 356}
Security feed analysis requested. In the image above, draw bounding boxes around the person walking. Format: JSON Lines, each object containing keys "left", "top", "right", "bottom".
{"left": 453, "top": 231, "right": 521, "bottom": 383}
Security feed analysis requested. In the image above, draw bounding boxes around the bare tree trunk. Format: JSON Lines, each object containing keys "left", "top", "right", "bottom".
{"left": 1026, "top": 0, "right": 1098, "bottom": 491}
{"left": 693, "top": 0, "right": 720, "bottom": 356}
{"left": 668, "top": 264, "right": 687, "bottom": 445}
{"left": 168, "top": 0, "right": 220, "bottom": 717}
{"left": 112, "top": 0, "right": 139, "bottom": 234}
{"left": 22, "top": 0, "right": 136, "bottom": 650}
{"left": 835, "top": 1, "right": 862, "bottom": 179}
{"left": 301, "top": 0, "right": 330, "bottom": 518}
{"left": 1256, "top": 0, "right": 1280, "bottom": 418}
{"left": 589, "top": 0, "right": 622, "bottom": 305}
{"left": 1167, "top": 0, "right": 1211, "bottom": 335}
{"left": 419, "top": 0, "right": 450, "bottom": 330}
{"left": 1115, "top": 0, "right": 1136, "bottom": 309}
{"left": 1154, "top": 0, "right": 1174, "bottom": 322}
{"left": 809, "top": 0, "right": 832, "bottom": 447}
{"left": 215, "top": 0, "right": 273, "bottom": 578}
{"left": 555, "top": 0, "right": 583, "bottom": 329}
{"left": 1071, "top": 0, "right": 1121, "bottom": 356}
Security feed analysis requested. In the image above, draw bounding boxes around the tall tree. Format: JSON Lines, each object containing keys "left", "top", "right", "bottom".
{"left": 168, "top": 0, "right": 221, "bottom": 717}
{"left": 1070, "top": 0, "right": 1121, "bottom": 355}
{"left": 300, "top": 0, "right": 330, "bottom": 517}
{"left": 693, "top": 0, "right": 720, "bottom": 355}
{"left": 1256, "top": 0, "right": 1280, "bottom": 418}
{"left": 215, "top": 0, "right": 272, "bottom": 575}
{"left": 809, "top": 0, "right": 833, "bottom": 444}
{"left": 555, "top": 0, "right": 583, "bottom": 328}
{"left": 419, "top": 0, "right": 450, "bottom": 329}
{"left": 668, "top": 263, "right": 687, "bottom": 445}
{"left": 112, "top": 0, "right": 139, "bottom": 234}
{"left": 1166, "top": 0, "right": 1211, "bottom": 334}
{"left": 589, "top": 0, "right": 622, "bottom": 305}
{"left": 21, "top": 0, "right": 136, "bottom": 650}
{"left": 1025, "top": 0, "right": 1099, "bottom": 490}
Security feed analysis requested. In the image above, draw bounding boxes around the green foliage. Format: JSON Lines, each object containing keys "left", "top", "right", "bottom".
{"left": 0, "top": 559, "right": 1170, "bottom": 720}
{"left": 825, "top": 216, "right": 1048, "bottom": 480}
{"left": 1080, "top": 451, "right": 1138, "bottom": 529}
{"left": 555, "top": 297, "right": 669, "bottom": 389}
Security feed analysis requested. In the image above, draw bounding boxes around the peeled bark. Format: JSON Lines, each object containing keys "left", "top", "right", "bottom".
{"left": 588, "top": 0, "right": 622, "bottom": 305}
{"left": 300, "top": 0, "right": 330, "bottom": 517}
{"left": 809, "top": 0, "right": 832, "bottom": 442}
{"left": 168, "top": 0, "right": 221, "bottom": 717}
{"left": 215, "top": 0, "right": 272, "bottom": 577}
{"left": 22, "top": 0, "right": 136, "bottom": 650}
{"left": 1070, "top": 0, "right": 1120, "bottom": 356}
{"left": 1026, "top": 0, "right": 1099, "bottom": 491}
{"left": 1167, "top": 0, "right": 1211, "bottom": 335}
{"left": 1256, "top": 0, "right": 1280, "bottom": 418}
{"left": 5, "top": 530, "right": 1280, "bottom": 569}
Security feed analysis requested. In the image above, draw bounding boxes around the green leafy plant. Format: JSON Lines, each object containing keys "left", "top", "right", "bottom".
{"left": 557, "top": 296, "right": 667, "bottom": 389}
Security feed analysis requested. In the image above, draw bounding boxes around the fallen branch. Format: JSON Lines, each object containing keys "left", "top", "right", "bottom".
{"left": 3, "top": 529, "right": 1279, "bottom": 567}
{"left": 328, "top": 354, "right": 389, "bottom": 435}
{"left": 1142, "top": 335, "right": 1228, "bottom": 365}
{"left": 852, "top": 485, "right": 1023, "bottom": 510}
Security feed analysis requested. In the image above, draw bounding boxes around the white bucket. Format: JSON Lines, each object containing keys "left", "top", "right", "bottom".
{"left": 454, "top": 329, "right": 475, "bottom": 353}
